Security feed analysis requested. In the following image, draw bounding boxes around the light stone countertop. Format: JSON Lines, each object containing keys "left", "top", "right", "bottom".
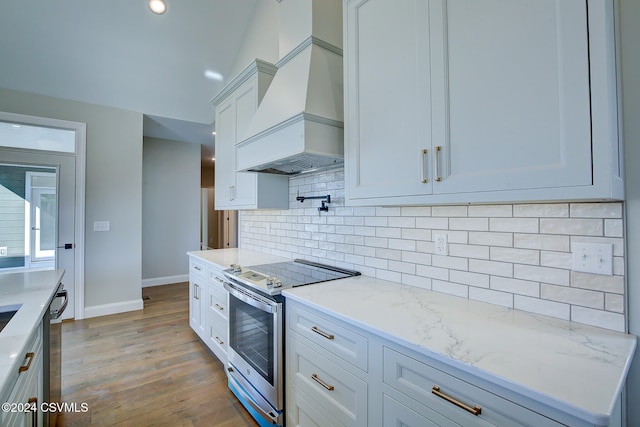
{"left": 0, "top": 269, "right": 64, "bottom": 402}
{"left": 283, "top": 275, "right": 637, "bottom": 426}
{"left": 187, "top": 248, "right": 290, "bottom": 270}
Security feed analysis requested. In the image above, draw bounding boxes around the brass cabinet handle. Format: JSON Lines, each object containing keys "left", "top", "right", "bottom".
{"left": 194, "top": 265, "right": 202, "bottom": 271}
{"left": 215, "top": 336, "right": 224, "bottom": 345}
{"left": 194, "top": 283, "right": 200, "bottom": 300}
{"left": 434, "top": 146, "right": 443, "bottom": 182}
{"left": 19, "top": 352, "right": 35, "bottom": 373}
{"left": 311, "top": 326, "right": 334, "bottom": 340}
{"left": 214, "top": 303, "right": 224, "bottom": 311}
{"left": 432, "top": 386, "right": 481, "bottom": 416}
{"left": 214, "top": 276, "right": 224, "bottom": 283}
{"left": 420, "top": 149, "right": 428, "bottom": 183}
{"left": 311, "top": 373, "right": 335, "bottom": 391}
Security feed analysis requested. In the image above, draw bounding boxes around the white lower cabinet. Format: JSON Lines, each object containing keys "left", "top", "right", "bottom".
{"left": 205, "top": 265, "right": 229, "bottom": 366}
{"left": 285, "top": 300, "right": 566, "bottom": 427}
{"left": 1, "top": 324, "right": 43, "bottom": 427}
{"left": 188, "top": 258, "right": 206, "bottom": 340}
{"left": 188, "top": 255, "right": 229, "bottom": 366}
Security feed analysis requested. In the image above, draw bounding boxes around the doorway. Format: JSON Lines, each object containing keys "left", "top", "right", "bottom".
{"left": 0, "top": 112, "right": 85, "bottom": 320}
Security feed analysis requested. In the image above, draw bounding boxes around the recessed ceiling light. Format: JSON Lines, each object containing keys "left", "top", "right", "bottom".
{"left": 149, "top": 0, "right": 166, "bottom": 14}
{"left": 212, "top": 131, "right": 216, "bottom": 135}
{"left": 212, "top": 157, "right": 216, "bottom": 161}
{"left": 204, "top": 70, "right": 224, "bottom": 81}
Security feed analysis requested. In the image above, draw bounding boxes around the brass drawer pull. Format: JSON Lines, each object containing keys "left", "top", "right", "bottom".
{"left": 420, "top": 149, "right": 428, "bottom": 183}
{"left": 432, "top": 386, "right": 481, "bottom": 416}
{"left": 311, "top": 373, "right": 334, "bottom": 391}
{"left": 311, "top": 326, "right": 334, "bottom": 340}
{"left": 194, "top": 265, "right": 202, "bottom": 271}
{"left": 215, "top": 336, "right": 224, "bottom": 345}
{"left": 214, "top": 303, "right": 224, "bottom": 311}
{"left": 19, "top": 352, "right": 35, "bottom": 373}
{"left": 214, "top": 276, "right": 224, "bottom": 283}
{"left": 435, "top": 145, "right": 443, "bottom": 182}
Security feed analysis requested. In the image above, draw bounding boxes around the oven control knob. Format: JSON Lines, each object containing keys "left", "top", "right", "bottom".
{"left": 266, "top": 277, "right": 276, "bottom": 288}
{"left": 273, "top": 279, "right": 282, "bottom": 288}
{"left": 231, "top": 264, "right": 242, "bottom": 273}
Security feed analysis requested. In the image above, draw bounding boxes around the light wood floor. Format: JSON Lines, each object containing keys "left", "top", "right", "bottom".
{"left": 58, "top": 282, "right": 258, "bottom": 427}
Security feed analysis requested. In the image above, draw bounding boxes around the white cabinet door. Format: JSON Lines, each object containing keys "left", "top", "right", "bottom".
{"left": 344, "top": 0, "right": 621, "bottom": 206}
{"left": 214, "top": 97, "right": 237, "bottom": 208}
{"left": 213, "top": 61, "right": 289, "bottom": 211}
{"left": 430, "top": 0, "right": 592, "bottom": 195}
{"left": 345, "top": 0, "right": 432, "bottom": 201}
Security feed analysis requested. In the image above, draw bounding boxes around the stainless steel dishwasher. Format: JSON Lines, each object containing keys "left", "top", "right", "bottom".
{"left": 43, "top": 283, "right": 68, "bottom": 427}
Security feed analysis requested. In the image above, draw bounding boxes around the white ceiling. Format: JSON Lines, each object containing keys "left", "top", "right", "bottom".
{"left": 0, "top": 0, "right": 258, "bottom": 156}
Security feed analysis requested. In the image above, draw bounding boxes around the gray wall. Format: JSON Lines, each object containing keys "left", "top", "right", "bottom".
{"left": 0, "top": 87, "right": 143, "bottom": 309}
{"left": 619, "top": 0, "right": 640, "bottom": 424}
{"left": 142, "top": 137, "right": 200, "bottom": 281}
{"left": 228, "top": 1, "right": 279, "bottom": 78}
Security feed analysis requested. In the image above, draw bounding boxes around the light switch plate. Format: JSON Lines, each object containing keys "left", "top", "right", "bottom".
{"left": 572, "top": 242, "right": 613, "bottom": 275}
{"left": 93, "top": 221, "right": 110, "bottom": 232}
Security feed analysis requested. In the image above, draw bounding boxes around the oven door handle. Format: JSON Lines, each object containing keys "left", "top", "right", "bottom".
{"left": 224, "top": 282, "right": 277, "bottom": 314}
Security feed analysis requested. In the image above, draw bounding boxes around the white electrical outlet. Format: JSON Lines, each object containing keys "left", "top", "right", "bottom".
{"left": 0, "top": 246, "right": 7, "bottom": 257}
{"left": 434, "top": 233, "right": 448, "bottom": 255}
{"left": 572, "top": 242, "right": 613, "bottom": 275}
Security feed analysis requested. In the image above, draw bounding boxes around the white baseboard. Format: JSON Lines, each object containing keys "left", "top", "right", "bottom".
{"left": 141, "top": 274, "right": 189, "bottom": 288}
{"left": 83, "top": 298, "right": 144, "bottom": 319}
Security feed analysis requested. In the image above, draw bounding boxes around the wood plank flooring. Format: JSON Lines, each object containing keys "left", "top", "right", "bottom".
{"left": 58, "top": 283, "right": 258, "bottom": 427}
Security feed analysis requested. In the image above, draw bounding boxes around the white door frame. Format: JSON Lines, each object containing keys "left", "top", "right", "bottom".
{"left": 0, "top": 111, "right": 86, "bottom": 319}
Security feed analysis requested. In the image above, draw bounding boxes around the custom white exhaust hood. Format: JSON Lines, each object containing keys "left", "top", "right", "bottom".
{"left": 236, "top": 0, "right": 344, "bottom": 175}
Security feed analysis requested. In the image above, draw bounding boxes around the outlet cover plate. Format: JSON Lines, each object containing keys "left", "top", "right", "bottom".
{"left": 572, "top": 242, "right": 613, "bottom": 275}
{"left": 93, "top": 221, "right": 110, "bottom": 232}
{"left": 0, "top": 247, "right": 7, "bottom": 257}
{"left": 434, "top": 233, "right": 448, "bottom": 255}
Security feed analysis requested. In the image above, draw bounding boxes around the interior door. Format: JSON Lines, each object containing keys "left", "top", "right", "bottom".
{"left": 0, "top": 149, "right": 77, "bottom": 319}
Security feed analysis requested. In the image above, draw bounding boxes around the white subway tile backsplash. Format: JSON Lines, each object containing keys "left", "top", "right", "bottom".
{"left": 469, "top": 287, "right": 514, "bottom": 308}
{"left": 541, "top": 284, "right": 604, "bottom": 309}
{"left": 570, "top": 306, "right": 625, "bottom": 331}
{"left": 450, "top": 270, "right": 490, "bottom": 288}
{"left": 540, "top": 218, "right": 603, "bottom": 236}
{"left": 432, "top": 280, "right": 468, "bottom": 298}
{"left": 491, "top": 276, "right": 540, "bottom": 297}
{"left": 469, "top": 231, "right": 513, "bottom": 247}
{"left": 490, "top": 247, "right": 540, "bottom": 265}
{"left": 514, "top": 233, "right": 570, "bottom": 251}
{"left": 449, "top": 217, "right": 489, "bottom": 231}
{"left": 489, "top": 217, "right": 539, "bottom": 233}
{"left": 570, "top": 203, "right": 622, "bottom": 218}
{"left": 239, "top": 168, "right": 626, "bottom": 332}
{"left": 514, "top": 296, "right": 570, "bottom": 320}
{"left": 468, "top": 204, "right": 513, "bottom": 217}
{"left": 513, "top": 203, "right": 569, "bottom": 217}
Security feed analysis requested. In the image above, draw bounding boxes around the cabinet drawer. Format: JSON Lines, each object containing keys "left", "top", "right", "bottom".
{"left": 287, "top": 383, "right": 344, "bottom": 427}
{"left": 208, "top": 267, "right": 226, "bottom": 284}
{"left": 289, "top": 336, "right": 367, "bottom": 427}
{"left": 207, "top": 282, "right": 227, "bottom": 317}
{"left": 208, "top": 312, "right": 227, "bottom": 347}
{"left": 189, "top": 258, "right": 207, "bottom": 278}
{"left": 383, "top": 347, "right": 561, "bottom": 427}
{"left": 288, "top": 302, "right": 368, "bottom": 372}
{"left": 383, "top": 393, "right": 458, "bottom": 427}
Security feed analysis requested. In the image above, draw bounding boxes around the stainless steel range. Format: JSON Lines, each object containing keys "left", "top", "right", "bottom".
{"left": 222, "top": 259, "right": 360, "bottom": 427}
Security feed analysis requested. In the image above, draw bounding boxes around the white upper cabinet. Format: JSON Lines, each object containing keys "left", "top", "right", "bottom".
{"left": 212, "top": 60, "right": 290, "bottom": 210}
{"left": 344, "top": 0, "right": 623, "bottom": 206}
